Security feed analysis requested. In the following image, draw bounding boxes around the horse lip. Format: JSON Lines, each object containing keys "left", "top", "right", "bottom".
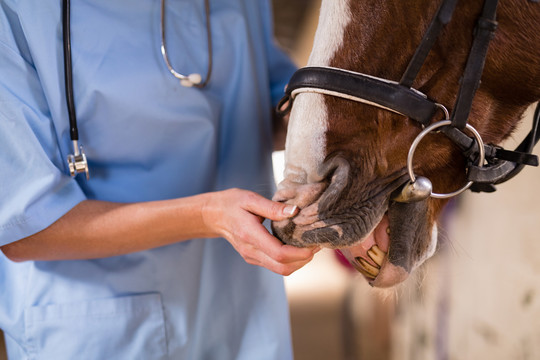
{"left": 335, "top": 176, "right": 430, "bottom": 286}
{"left": 385, "top": 196, "right": 431, "bottom": 272}
{"left": 370, "top": 261, "right": 410, "bottom": 287}
{"left": 273, "top": 166, "right": 413, "bottom": 250}
{"left": 310, "top": 172, "right": 411, "bottom": 246}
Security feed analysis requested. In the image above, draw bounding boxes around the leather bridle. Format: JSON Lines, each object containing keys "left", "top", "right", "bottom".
{"left": 278, "top": 0, "right": 540, "bottom": 202}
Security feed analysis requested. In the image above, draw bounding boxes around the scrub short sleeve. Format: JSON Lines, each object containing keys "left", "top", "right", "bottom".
{"left": 0, "top": 40, "right": 86, "bottom": 246}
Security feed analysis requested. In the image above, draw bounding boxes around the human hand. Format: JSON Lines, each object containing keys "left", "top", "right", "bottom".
{"left": 202, "top": 188, "right": 320, "bottom": 275}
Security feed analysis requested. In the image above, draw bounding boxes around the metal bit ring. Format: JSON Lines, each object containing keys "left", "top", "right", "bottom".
{"left": 407, "top": 119, "right": 485, "bottom": 199}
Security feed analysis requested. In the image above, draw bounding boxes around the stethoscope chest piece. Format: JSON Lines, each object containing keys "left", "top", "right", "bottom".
{"left": 67, "top": 140, "right": 89, "bottom": 180}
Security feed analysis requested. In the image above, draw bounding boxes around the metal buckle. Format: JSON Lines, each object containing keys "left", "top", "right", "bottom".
{"left": 405, "top": 118, "right": 485, "bottom": 199}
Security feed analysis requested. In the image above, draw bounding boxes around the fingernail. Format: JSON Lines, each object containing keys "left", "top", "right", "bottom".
{"left": 312, "top": 247, "right": 322, "bottom": 254}
{"left": 283, "top": 205, "right": 298, "bottom": 217}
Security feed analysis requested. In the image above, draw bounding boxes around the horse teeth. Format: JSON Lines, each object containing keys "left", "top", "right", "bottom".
{"left": 358, "top": 258, "right": 380, "bottom": 277}
{"left": 367, "top": 249, "right": 384, "bottom": 266}
{"left": 368, "top": 245, "right": 386, "bottom": 266}
{"left": 353, "top": 257, "right": 376, "bottom": 279}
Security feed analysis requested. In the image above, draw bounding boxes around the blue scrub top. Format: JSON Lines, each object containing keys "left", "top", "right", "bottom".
{"left": 0, "top": 0, "right": 297, "bottom": 359}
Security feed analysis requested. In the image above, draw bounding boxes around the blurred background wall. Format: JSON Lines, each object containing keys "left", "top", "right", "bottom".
{"left": 271, "top": 1, "right": 540, "bottom": 360}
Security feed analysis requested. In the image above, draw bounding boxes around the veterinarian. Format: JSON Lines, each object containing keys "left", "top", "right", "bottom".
{"left": 0, "top": 0, "right": 316, "bottom": 358}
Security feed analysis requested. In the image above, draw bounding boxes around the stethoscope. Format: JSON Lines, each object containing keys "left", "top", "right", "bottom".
{"left": 62, "top": 0, "right": 213, "bottom": 179}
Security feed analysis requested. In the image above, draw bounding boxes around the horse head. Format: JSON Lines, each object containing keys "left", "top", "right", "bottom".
{"left": 272, "top": 0, "right": 540, "bottom": 287}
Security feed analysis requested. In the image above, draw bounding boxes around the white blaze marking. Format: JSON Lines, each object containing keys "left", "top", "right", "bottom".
{"left": 282, "top": 0, "right": 352, "bottom": 185}
{"left": 308, "top": 0, "right": 352, "bottom": 66}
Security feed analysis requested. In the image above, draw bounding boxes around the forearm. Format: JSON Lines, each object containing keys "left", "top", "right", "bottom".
{"left": 1, "top": 194, "right": 215, "bottom": 262}
{"left": 1, "top": 189, "right": 318, "bottom": 276}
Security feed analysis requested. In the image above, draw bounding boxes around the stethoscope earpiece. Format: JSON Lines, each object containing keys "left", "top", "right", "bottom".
{"left": 67, "top": 140, "right": 90, "bottom": 180}
{"left": 161, "top": 0, "right": 212, "bottom": 88}
{"left": 179, "top": 73, "right": 203, "bottom": 87}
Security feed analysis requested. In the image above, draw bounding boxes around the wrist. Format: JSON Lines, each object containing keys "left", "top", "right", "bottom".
{"left": 199, "top": 192, "right": 224, "bottom": 238}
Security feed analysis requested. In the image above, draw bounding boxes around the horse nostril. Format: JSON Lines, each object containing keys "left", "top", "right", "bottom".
{"left": 317, "top": 156, "right": 351, "bottom": 212}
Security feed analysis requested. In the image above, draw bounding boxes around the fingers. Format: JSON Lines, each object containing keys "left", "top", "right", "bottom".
{"left": 255, "top": 227, "right": 314, "bottom": 264}
{"left": 234, "top": 216, "right": 319, "bottom": 275}
{"left": 261, "top": 245, "right": 320, "bottom": 276}
{"left": 242, "top": 242, "right": 318, "bottom": 276}
{"left": 240, "top": 191, "right": 298, "bottom": 221}
{"left": 209, "top": 189, "right": 320, "bottom": 275}
{"left": 250, "top": 253, "right": 314, "bottom": 276}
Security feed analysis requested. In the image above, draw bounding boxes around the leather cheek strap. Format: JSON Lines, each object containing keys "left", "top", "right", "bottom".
{"left": 280, "top": 67, "right": 439, "bottom": 126}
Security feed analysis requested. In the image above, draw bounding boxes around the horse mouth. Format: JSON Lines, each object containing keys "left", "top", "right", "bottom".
{"left": 337, "top": 213, "right": 394, "bottom": 285}
{"left": 337, "top": 201, "right": 432, "bottom": 288}
{"left": 338, "top": 214, "right": 390, "bottom": 280}
{"left": 272, "top": 159, "right": 436, "bottom": 287}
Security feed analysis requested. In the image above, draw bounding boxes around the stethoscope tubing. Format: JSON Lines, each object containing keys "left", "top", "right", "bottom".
{"left": 62, "top": 0, "right": 79, "bottom": 142}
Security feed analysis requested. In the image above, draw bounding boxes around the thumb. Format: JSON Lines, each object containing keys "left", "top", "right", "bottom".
{"left": 243, "top": 193, "right": 299, "bottom": 221}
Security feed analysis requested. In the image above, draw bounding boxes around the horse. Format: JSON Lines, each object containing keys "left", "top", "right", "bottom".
{"left": 272, "top": 0, "right": 540, "bottom": 288}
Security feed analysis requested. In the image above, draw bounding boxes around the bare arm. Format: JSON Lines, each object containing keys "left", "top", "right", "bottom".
{"left": 1, "top": 189, "right": 317, "bottom": 275}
